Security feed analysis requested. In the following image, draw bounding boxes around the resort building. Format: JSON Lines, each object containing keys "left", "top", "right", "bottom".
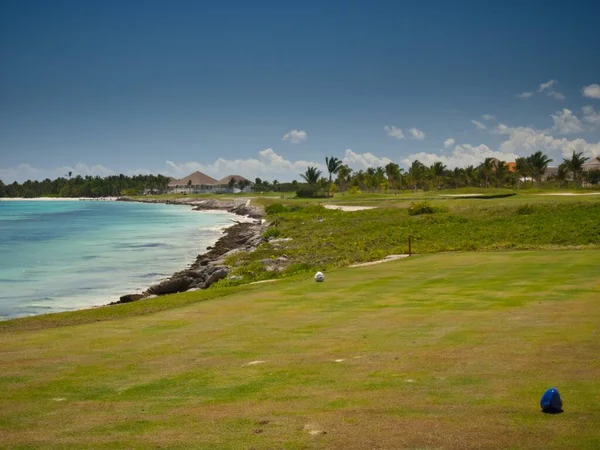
{"left": 167, "top": 171, "right": 253, "bottom": 194}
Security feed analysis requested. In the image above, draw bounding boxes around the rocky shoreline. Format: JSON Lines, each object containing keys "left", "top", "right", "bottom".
{"left": 112, "top": 197, "right": 266, "bottom": 305}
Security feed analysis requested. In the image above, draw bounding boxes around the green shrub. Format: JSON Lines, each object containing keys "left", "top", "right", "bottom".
{"left": 296, "top": 187, "right": 328, "bottom": 198}
{"left": 516, "top": 204, "right": 536, "bottom": 215}
{"left": 348, "top": 186, "right": 362, "bottom": 195}
{"left": 263, "top": 227, "right": 282, "bottom": 240}
{"left": 408, "top": 201, "right": 435, "bottom": 216}
{"left": 265, "top": 203, "right": 288, "bottom": 215}
{"left": 296, "top": 187, "right": 317, "bottom": 198}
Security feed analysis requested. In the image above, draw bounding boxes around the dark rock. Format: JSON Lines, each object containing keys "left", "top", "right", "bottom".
{"left": 203, "top": 268, "right": 229, "bottom": 288}
{"left": 147, "top": 276, "right": 194, "bottom": 295}
{"left": 116, "top": 293, "right": 145, "bottom": 303}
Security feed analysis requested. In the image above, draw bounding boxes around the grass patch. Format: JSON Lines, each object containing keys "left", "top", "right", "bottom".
{"left": 0, "top": 251, "right": 599, "bottom": 448}
{"left": 227, "top": 198, "right": 600, "bottom": 283}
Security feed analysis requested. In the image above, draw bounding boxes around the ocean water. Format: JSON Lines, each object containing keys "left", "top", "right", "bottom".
{"left": 0, "top": 200, "right": 235, "bottom": 319}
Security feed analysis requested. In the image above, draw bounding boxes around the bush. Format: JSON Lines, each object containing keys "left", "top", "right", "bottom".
{"left": 296, "top": 187, "right": 317, "bottom": 198}
{"left": 348, "top": 186, "right": 362, "bottom": 195}
{"left": 296, "top": 187, "right": 328, "bottom": 198}
{"left": 516, "top": 204, "right": 536, "bottom": 215}
{"left": 265, "top": 203, "right": 288, "bottom": 215}
{"left": 408, "top": 201, "right": 435, "bottom": 216}
{"left": 263, "top": 227, "right": 282, "bottom": 240}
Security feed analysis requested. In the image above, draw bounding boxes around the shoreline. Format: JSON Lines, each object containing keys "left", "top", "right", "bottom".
{"left": 113, "top": 197, "right": 266, "bottom": 304}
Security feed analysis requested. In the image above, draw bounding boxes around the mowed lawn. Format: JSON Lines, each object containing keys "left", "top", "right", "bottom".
{"left": 1, "top": 251, "right": 599, "bottom": 449}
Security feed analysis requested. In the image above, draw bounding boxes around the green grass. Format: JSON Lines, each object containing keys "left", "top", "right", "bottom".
{"left": 1, "top": 250, "right": 599, "bottom": 449}
{"left": 221, "top": 196, "right": 600, "bottom": 284}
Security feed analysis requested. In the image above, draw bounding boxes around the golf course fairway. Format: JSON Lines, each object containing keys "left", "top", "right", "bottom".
{"left": 1, "top": 250, "right": 599, "bottom": 449}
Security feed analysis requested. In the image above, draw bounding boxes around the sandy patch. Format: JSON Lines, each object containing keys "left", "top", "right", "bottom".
{"left": 304, "top": 424, "right": 327, "bottom": 436}
{"left": 536, "top": 192, "right": 600, "bottom": 196}
{"left": 349, "top": 254, "right": 410, "bottom": 267}
{"left": 322, "top": 204, "right": 376, "bottom": 211}
{"left": 334, "top": 359, "right": 345, "bottom": 363}
{"left": 249, "top": 279, "right": 280, "bottom": 285}
{"left": 52, "top": 398, "right": 66, "bottom": 402}
{"left": 245, "top": 360, "right": 265, "bottom": 366}
{"left": 438, "top": 194, "right": 484, "bottom": 197}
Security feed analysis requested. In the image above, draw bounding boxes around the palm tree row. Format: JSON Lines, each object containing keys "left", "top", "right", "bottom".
{"left": 298, "top": 152, "right": 598, "bottom": 195}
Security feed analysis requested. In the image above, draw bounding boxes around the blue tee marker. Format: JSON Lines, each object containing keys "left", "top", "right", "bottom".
{"left": 540, "top": 388, "right": 563, "bottom": 413}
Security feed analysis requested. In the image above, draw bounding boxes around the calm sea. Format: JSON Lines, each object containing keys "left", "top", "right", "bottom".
{"left": 0, "top": 200, "right": 234, "bottom": 319}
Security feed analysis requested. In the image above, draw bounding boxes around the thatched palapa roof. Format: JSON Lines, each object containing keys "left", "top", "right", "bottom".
{"left": 168, "top": 171, "right": 219, "bottom": 187}
{"left": 217, "top": 175, "right": 251, "bottom": 185}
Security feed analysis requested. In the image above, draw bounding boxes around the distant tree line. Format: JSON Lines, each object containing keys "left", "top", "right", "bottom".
{"left": 2, "top": 152, "right": 598, "bottom": 199}
{"left": 0, "top": 174, "right": 171, "bottom": 198}
{"left": 296, "top": 151, "right": 600, "bottom": 197}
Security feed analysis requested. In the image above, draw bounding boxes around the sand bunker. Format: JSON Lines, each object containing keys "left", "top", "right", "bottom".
{"left": 536, "top": 192, "right": 600, "bottom": 196}
{"left": 349, "top": 254, "right": 409, "bottom": 267}
{"left": 322, "top": 204, "right": 376, "bottom": 211}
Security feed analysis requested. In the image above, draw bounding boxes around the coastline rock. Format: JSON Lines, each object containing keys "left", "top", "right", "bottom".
{"left": 109, "top": 197, "right": 268, "bottom": 306}
{"left": 203, "top": 268, "right": 229, "bottom": 288}
{"left": 146, "top": 276, "right": 194, "bottom": 296}
{"left": 115, "top": 293, "right": 146, "bottom": 304}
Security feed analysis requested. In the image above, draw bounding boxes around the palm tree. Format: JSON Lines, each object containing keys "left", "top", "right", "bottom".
{"left": 515, "top": 157, "right": 531, "bottom": 188}
{"left": 384, "top": 162, "right": 401, "bottom": 190}
{"left": 300, "top": 166, "right": 322, "bottom": 187}
{"left": 408, "top": 160, "right": 426, "bottom": 192}
{"left": 464, "top": 165, "right": 478, "bottom": 187}
{"left": 494, "top": 161, "right": 509, "bottom": 187}
{"left": 430, "top": 162, "right": 446, "bottom": 189}
{"left": 325, "top": 157, "right": 342, "bottom": 196}
{"left": 527, "top": 151, "right": 553, "bottom": 186}
{"left": 325, "top": 157, "right": 342, "bottom": 183}
{"left": 562, "top": 151, "right": 589, "bottom": 187}
{"left": 480, "top": 158, "right": 495, "bottom": 188}
{"left": 336, "top": 164, "right": 352, "bottom": 192}
{"left": 556, "top": 163, "right": 569, "bottom": 187}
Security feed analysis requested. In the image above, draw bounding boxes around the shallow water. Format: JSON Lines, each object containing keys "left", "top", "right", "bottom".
{"left": 0, "top": 200, "right": 234, "bottom": 319}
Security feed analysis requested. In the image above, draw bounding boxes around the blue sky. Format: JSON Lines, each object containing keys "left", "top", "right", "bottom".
{"left": 1, "top": 0, "right": 600, "bottom": 182}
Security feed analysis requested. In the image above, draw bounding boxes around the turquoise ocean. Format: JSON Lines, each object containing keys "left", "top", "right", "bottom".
{"left": 0, "top": 200, "right": 234, "bottom": 319}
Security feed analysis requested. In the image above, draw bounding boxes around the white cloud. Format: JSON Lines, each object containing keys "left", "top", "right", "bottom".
{"left": 538, "top": 80, "right": 557, "bottom": 92}
{"left": 166, "top": 148, "right": 325, "bottom": 181}
{"left": 384, "top": 125, "right": 405, "bottom": 139}
{"left": 582, "top": 105, "right": 600, "bottom": 128}
{"left": 547, "top": 91, "right": 566, "bottom": 100}
{"left": 168, "top": 148, "right": 396, "bottom": 180}
{"left": 482, "top": 114, "right": 495, "bottom": 121}
{"left": 443, "top": 138, "right": 455, "bottom": 148}
{"left": 550, "top": 108, "right": 584, "bottom": 134}
{"left": 385, "top": 125, "right": 425, "bottom": 140}
{"left": 402, "top": 144, "right": 520, "bottom": 169}
{"left": 282, "top": 129, "right": 308, "bottom": 144}
{"left": 536, "top": 79, "right": 565, "bottom": 100}
{"left": 471, "top": 120, "right": 487, "bottom": 130}
{"left": 408, "top": 127, "right": 426, "bottom": 140}
{"left": 518, "top": 80, "right": 564, "bottom": 100}
{"left": 496, "top": 123, "right": 600, "bottom": 160}
{"left": 0, "top": 163, "right": 115, "bottom": 183}
{"left": 583, "top": 84, "right": 600, "bottom": 100}
{"left": 342, "top": 149, "right": 393, "bottom": 170}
